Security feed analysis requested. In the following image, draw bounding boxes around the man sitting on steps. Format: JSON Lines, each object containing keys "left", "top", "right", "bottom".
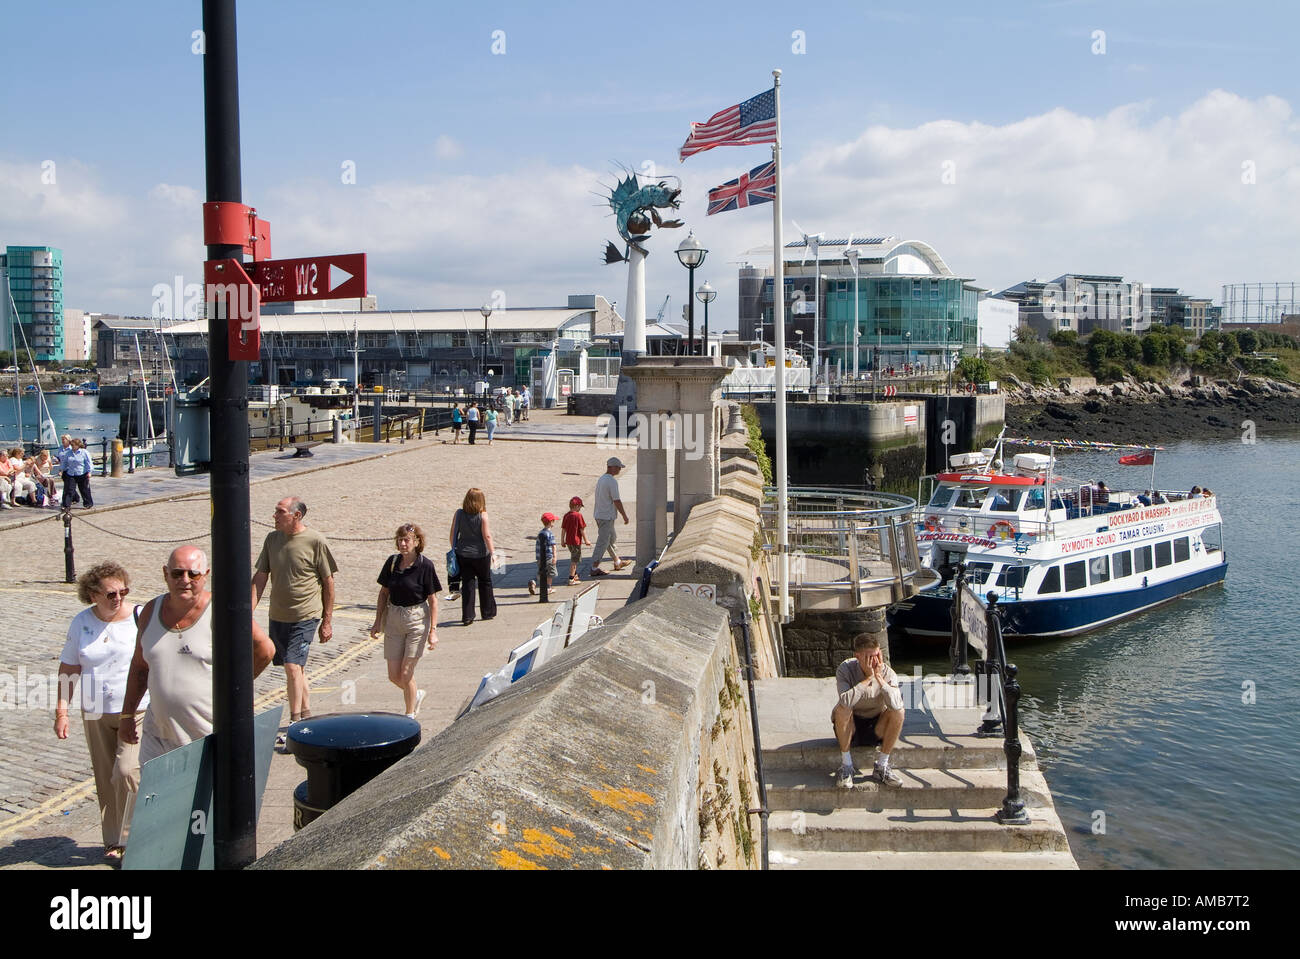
{"left": 831, "top": 633, "right": 905, "bottom": 788}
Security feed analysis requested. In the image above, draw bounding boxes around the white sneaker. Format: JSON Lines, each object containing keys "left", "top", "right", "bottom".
{"left": 528, "top": 579, "right": 537, "bottom": 595}
{"left": 836, "top": 764, "right": 855, "bottom": 789}
{"left": 872, "top": 765, "right": 904, "bottom": 787}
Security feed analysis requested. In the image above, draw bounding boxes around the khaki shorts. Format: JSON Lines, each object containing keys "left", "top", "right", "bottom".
{"left": 384, "top": 602, "right": 430, "bottom": 660}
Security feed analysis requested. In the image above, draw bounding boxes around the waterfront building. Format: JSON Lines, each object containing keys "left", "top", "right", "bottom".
{"left": 1, "top": 246, "right": 64, "bottom": 362}
{"left": 92, "top": 315, "right": 183, "bottom": 383}
{"left": 62, "top": 308, "right": 92, "bottom": 362}
{"left": 1002, "top": 273, "right": 1149, "bottom": 340}
{"left": 162, "top": 293, "right": 622, "bottom": 390}
{"left": 737, "top": 235, "right": 981, "bottom": 376}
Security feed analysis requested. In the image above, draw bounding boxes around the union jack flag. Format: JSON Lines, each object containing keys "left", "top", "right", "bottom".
{"left": 707, "top": 161, "right": 776, "bottom": 216}
{"left": 679, "top": 88, "right": 777, "bottom": 160}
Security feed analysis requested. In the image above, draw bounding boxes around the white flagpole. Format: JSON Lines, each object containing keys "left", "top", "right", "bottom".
{"left": 772, "top": 69, "right": 790, "bottom": 622}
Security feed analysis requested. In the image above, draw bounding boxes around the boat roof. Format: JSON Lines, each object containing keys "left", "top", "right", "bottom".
{"left": 935, "top": 472, "right": 1051, "bottom": 486}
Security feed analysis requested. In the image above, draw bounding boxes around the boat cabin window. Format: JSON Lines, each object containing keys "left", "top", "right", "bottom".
{"left": 1038, "top": 566, "right": 1061, "bottom": 594}
{"left": 989, "top": 490, "right": 1019, "bottom": 511}
{"left": 1174, "top": 537, "right": 1191, "bottom": 563}
{"left": 1064, "top": 560, "right": 1087, "bottom": 592}
{"left": 1089, "top": 555, "right": 1110, "bottom": 585}
{"left": 928, "top": 487, "right": 956, "bottom": 509}
{"left": 996, "top": 565, "right": 1029, "bottom": 589}
{"left": 1023, "top": 488, "right": 1046, "bottom": 511}
{"left": 966, "top": 562, "right": 994, "bottom": 585}
{"left": 953, "top": 487, "right": 988, "bottom": 510}
{"left": 1113, "top": 551, "right": 1133, "bottom": 578}
{"left": 1134, "top": 545, "right": 1154, "bottom": 573}
{"left": 1202, "top": 524, "right": 1223, "bottom": 553}
{"left": 1155, "top": 541, "right": 1173, "bottom": 568}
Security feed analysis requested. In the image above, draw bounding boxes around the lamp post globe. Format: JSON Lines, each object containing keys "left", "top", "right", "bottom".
{"left": 695, "top": 281, "right": 716, "bottom": 358}
{"left": 676, "top": 232, "right": 708, "bottom": 354}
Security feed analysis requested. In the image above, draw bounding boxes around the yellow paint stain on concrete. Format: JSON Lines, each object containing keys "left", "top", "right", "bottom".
{"left": 580, "top": 845, "right": 604, "bottom": 854}
{"left": 433, "top": 846, "right": 451, "bottom": 861}
{"left": 494, "top": 848, "right": 546, "bottom": 870}
{"left": 636, "top": 764, "right": 658, "bottom": 775}
{"left": 552, "top": 826, "right": 576, "bottom": 839}
{"left": 638, "top": 830, "right": 654, "bottom": 841}
{"left": 517, "top": 828, "right": 573, "bottom": 861}
{"left": 587, "top": 786, "right": 655, "bottom": 822}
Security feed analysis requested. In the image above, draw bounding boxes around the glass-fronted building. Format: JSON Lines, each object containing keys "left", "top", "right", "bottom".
{"left": 738, "top": 236, "right": 980, "bottom": 375}
{"left": 2, "top": 246, "right": 64, "bottom": 362}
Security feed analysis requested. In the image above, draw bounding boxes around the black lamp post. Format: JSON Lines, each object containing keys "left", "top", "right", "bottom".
{"left": 676, "top": 232, "right": 707, "bottom": 354}
{"left": 479, "top": 303, "right": 491, "bottom": 387}
{"left": 695, "top": 281, "right": 716, "bottom": 358}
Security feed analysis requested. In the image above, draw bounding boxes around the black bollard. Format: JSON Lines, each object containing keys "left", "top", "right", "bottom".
{"left": 62, "top": 507, "right": 76, "bottom": 583}
{"left": 996, "top": 662, "right": 1029, "bottom": 825}
{"left": 100, "top": 438, "right": 108, "bottom": 477}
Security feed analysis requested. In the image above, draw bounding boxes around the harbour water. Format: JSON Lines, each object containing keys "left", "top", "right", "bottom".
{"left": 0, "top": 393, "right": 120, "bottom": 448}
{"left": 896, "top": 434, "right": 1300, "bottom": 869}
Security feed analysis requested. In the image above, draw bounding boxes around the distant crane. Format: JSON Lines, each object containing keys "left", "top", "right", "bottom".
{"left": 653, "top": 295, "right": 671, "bottom": 353}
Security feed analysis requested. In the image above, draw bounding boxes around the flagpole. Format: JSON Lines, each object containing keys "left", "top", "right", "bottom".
{"left": 771, "top": 68, "right": 790, "bottom": 622}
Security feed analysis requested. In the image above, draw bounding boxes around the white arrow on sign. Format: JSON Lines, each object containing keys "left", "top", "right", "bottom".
{"left": 328, "top": 262, "right": 354, "bottom": 294}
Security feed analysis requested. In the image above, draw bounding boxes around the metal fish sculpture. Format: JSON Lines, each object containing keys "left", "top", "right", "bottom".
{"left": 603, "top": 172, "right": 684, "bottom": 263}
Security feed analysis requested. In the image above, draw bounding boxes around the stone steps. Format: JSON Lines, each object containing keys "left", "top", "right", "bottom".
{"left": 767, "top": 849, "right": 1080, "bottom": 870}
{"left": 757, "top": 677, "right": 1076, "bottom": 869}
{"left": 765, "top": 766, "right": 1052, "bottom": 812}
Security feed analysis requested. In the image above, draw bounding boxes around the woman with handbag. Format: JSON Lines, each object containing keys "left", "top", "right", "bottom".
{"left": 450, "top": 487, "right": 497, "bottom": 626}
{"left": 370, "top": 524, "right": 440, "bottom": 717}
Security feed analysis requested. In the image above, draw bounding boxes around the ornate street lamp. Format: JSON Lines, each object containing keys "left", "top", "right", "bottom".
{"left": 676, "top": 232, "right": 707, "bottom": 354}
{"left": 479, "top": 303, "right": 491, "bottom": 386}
{"left": 695, "top": 281, "right": 716, "bottom": 358}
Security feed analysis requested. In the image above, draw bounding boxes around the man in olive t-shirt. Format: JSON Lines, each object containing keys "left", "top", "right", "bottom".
{"left": 252, "top": 497, "right": 338, "bottom": 728}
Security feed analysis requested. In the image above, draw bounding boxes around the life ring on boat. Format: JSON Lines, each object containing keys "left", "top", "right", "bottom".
{"left": 989, "top": 520, "right": 1017, "bottom": 539}
{"left": 925, "top": 514, "right": 944, "bottom": 532}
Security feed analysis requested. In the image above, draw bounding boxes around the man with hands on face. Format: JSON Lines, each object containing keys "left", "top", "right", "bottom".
{"left": 831, "top": 633, "right": 906, "bottom": 788}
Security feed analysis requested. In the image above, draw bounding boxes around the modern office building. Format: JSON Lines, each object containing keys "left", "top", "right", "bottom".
{"left": 2, "top": 246, "right": 64, "bottom": 362}
{"left": 737, "top": 235, "right": 981, "bottom": 376}
{"left": 161, "top": 293, "right": 622, "bottom": 389}
{"left": 1002, "top": 273, "right": 1149, "bottom": 339}
{"left": 62, "top": 308, "right": 92, "bottom": 361}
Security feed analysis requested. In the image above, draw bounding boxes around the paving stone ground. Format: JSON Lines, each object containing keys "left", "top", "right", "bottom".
{"left": 0, "top": 408, "right": 654, "bottom": 868}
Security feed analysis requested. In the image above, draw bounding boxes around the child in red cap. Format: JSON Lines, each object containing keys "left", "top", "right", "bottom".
{"left": 561, "top": 496, "right": 592, "bottom": 586}
{"left": 530, "top": 512, "right": 559, "bottom": 595}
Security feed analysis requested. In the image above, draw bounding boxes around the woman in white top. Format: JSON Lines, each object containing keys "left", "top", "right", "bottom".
{"left": 55, "top": 561, "right": 148, "bottom": 863}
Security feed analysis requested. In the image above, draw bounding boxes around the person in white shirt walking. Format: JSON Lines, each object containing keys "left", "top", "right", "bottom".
{"left": 589, "top": 457, "right": 631, "bottom": 577}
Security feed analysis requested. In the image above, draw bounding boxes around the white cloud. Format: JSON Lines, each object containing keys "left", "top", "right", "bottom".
{"left": 3, "top": 90, "right": 1297, "bottom": 325}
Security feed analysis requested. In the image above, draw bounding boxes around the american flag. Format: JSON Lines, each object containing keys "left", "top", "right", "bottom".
{"left": 707, "top": 161, "right": 776, "bottom": 215}
{"left": 679, "top": 88, "right": 777, "bottom": 161}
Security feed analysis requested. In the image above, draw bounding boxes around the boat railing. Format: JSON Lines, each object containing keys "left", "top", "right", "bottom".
{"left": 760, "top": 487, "right": 935, "bottom": 609}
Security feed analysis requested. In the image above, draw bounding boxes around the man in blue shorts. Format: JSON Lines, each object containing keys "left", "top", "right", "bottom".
{"left": 252, "top": 496, "right": 338, "bottom": 744}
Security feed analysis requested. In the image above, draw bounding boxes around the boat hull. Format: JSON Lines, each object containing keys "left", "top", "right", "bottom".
{"left": 890, "top": 561, "right": 1228, "bottom": 640}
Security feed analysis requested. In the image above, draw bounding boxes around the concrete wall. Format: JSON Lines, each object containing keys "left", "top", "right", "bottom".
{"left": 781, "top": 606, "right": 891, "bottom": 677}
{"left": 253, "top": 590, "right": 761, "bottom": 870}
{"left": 752, "top": 400, "right": 927, "bottom": 494}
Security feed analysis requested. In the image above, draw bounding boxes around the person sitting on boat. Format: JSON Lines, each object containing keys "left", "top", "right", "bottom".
{"left": 1094, "top": 481, "right": 1110, "bottom": 505}
{"left": 832, "top": 633, "right": 905, "bottom": 788}
{"left": 1151, "top": 490, "right": 1167, "bottom": 504}
{"left": 1137, "top": 490, "right": 1152, "bottom": 506}
{"left": 989, "top": 490, "right": 1012, "bottom": 511}
{"left": 1189, "top": 486, "right": 1202, "bottom": 498}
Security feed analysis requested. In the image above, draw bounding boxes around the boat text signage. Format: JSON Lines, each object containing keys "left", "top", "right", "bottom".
{"left": 250, "top": 253, "right": 367, "bottom": 303}
{"left": 919, "top": 531, "right": 998, "bottom": 549}
{"left": 1106, "top": 497, "right": 1214, "bottom": 529}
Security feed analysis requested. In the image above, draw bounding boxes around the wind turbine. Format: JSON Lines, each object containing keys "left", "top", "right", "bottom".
{"left": 792, "top": 221, "right": 824, "bottom": 382}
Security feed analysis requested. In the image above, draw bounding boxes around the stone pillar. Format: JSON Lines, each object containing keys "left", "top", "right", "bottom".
{"left": 622, "top": 357, "right": 728, "bottom": 562}
{"left": 635, "top": 444, "right": 668, "bottom": 565}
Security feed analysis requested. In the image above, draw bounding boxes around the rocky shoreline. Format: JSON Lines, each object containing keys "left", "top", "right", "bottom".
{"left": 1002, "top": 374, "right": 1300, "bottom": 445}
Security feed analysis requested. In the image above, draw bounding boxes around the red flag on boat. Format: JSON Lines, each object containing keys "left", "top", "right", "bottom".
{"left": 1118, "top": 451, "right": 1155, "bottom": 466}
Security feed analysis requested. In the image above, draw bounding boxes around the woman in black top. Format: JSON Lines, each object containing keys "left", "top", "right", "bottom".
{"left": 370, "top": 524, "right": 441, "bottom": 717}
{"left": 451, "top": 487, "right": 496, "bottom": 626}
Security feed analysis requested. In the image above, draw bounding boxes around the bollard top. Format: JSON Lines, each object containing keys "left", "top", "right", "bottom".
{"left": 287, "top": 713, "right": 421, "bottom": 764}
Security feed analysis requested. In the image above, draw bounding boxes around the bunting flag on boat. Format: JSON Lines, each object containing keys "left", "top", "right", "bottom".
{"left": 1118, "top": 451, "right": 1155, "bottom": 466}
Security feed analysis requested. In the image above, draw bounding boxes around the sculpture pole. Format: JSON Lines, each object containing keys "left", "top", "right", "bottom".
{"left": 623, "top": 244, "right": 647, "bottom": 360}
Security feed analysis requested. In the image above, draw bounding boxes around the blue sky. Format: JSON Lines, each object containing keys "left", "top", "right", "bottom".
{"left": 3, "top": 0, "right": 1297, "bottom": 323}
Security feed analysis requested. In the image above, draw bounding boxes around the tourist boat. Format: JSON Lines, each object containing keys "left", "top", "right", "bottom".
{"left": 889, "top": 435, "right": 1228, "bottom": 640}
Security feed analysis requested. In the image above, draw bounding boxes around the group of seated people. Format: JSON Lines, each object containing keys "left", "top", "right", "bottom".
{"left": 1135, "top": 486, "right": 1212, "bottom": 506}
{"left": 0, "top": 447, "right": 60, "bottom": 510}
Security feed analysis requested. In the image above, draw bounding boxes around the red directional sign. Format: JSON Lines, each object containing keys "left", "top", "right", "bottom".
{"left": 250, "top": 253, "right": 367, "bottom": 303}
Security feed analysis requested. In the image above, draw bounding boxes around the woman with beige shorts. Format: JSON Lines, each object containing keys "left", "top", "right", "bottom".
{"left": 370, "top": 524, "right": 442, "bottom": 717}
{"left": 54, "top": 561, "right": 148, "bottom": 863}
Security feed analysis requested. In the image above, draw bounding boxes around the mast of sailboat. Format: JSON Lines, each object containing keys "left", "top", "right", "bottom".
{"left": 6, "top": 277, "right": 22, "bottom": 445}
{"left": 132, "top": 332, "right": 157, "bottom": 446}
